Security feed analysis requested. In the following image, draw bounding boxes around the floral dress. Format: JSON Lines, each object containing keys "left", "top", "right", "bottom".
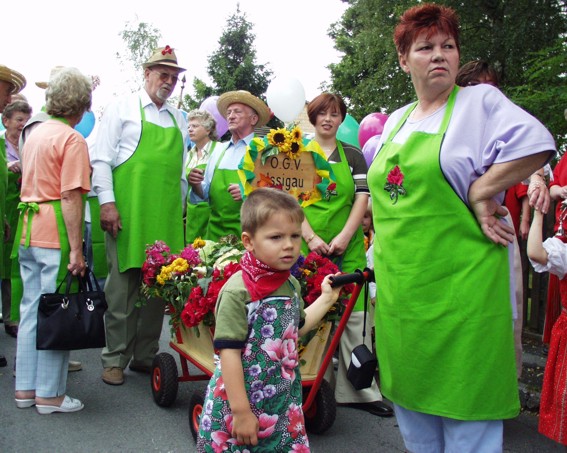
{"left": 197, "top": 278, "right": 310, "bottom": 453}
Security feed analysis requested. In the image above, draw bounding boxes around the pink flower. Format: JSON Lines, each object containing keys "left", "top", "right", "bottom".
{"left": 286, "top": 403, "right": 306, "bottom": 439}
{"left": 180, "top": 246, "right": 201, "bottom": 266}
{"left": 257, "top": 413, "right": 279, "bottom": 439}
{"left": 291, "top": 444, "right": 310, "bottom": 452}
{"left": 387, "top": 165, "right": 404, "bottom": 185}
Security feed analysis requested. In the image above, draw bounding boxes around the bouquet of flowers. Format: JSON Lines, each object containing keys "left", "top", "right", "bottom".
{"left": 139, "top": 235, "right": 245, "bottom": 334}
{"left": 291, "top": 252, "right": 354, "bottom": 323}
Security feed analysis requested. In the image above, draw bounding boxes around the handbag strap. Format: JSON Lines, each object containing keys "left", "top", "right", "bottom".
{"left": 362, "top": 278, "right": 369, "bottom": 340}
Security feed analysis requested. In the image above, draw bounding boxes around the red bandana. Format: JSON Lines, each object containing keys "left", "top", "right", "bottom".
{"left": 240, "top": 251, "right": 290, "bottom": 301}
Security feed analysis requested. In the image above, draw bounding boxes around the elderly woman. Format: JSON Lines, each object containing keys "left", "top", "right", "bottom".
{"left": 368, "top": 4, "right": 556, "bottom": 452}
{"left": 185, "top": 109, "right": 218, "bottom": 244}
{"left": 302, "top": 92, "right": 392, "bottom": 417}
{"left": 14, "top": 67, "right": 92, "bottom": 414}
{"left": 1, "top": 100, "right": 32, "bottom": 337}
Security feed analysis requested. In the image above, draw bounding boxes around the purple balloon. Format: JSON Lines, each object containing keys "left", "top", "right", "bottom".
{"left": 362, "top": 134, "right": 381, "bottom": 168}
{"left": 358, "top": 112, "right": 388, "bottom": 149}
{"left": 200, "top": 96, "right": 228, "bottom": 138}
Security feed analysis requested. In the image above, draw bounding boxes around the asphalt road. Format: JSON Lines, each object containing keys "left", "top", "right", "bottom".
{"left": 0, "top": 319, "right": 562, "bottom": 453}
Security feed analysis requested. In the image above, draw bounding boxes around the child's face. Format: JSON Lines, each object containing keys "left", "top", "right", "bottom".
{"left": 361, "top": 211, "right": 373, "bottom": 233}
{"left": 242, "top": 212, "right": 302, "bottom": 271}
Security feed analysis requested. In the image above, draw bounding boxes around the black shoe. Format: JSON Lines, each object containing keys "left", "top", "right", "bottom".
{"left": 129, "top": 363, "right": 152, "bottom": 374}
{"left": 339, "top": 401, "right": 394, "bottom": 417}
{"left": 5, "top": 325, "right": 18, "bottom": 338}
{"left": 0, "top": 355, "right": 7, "bottom": 367}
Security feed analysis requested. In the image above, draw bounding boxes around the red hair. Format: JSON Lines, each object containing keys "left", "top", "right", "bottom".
{"left": 307, "top": 93, "right": 347, "bottom": 126}
{"left": 394, "top": 3, "right": 460, "bottom": 56}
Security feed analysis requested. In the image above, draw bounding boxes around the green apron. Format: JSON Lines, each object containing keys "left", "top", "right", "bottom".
{"left": 185, "top": 141, "right": 216, "bottom": 244}
{"left": 113, "top": 102, "right": 184, "bottom": 272}
{"left": 301, "top": 140, "right": 367, "bottom": 311}
{"left": 5, "top": 171, "right": 24, "bottom": 322}
{"left": 206, "top": 143, "right": 242, "bottom": 241}
{"left": 369, "top": 86, "right": 519, "bottom": 420}
{"left": 0, "top": 136, "right": 8, "bottom": 277}
{"left": 87, "top": 196, "right": 108, "bottom": 277}
{"left": 13, "top": 200, "right": 80, "bottom": 291}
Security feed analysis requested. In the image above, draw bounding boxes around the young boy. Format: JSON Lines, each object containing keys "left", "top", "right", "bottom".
{"left": 197, "top": 188, "right": 341, "bottom": 451}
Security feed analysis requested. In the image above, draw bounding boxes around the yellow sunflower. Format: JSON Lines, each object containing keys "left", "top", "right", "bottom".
{"left": 290, "top": 126, "right": 302, "bottom": 142}
{"left": 286, "top": 140, "right": 304, "bottom": 159}
{"left": 267, "top": 128, "right": 290, "bottom": 148}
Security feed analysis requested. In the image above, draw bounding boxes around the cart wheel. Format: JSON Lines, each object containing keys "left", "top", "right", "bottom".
{"left": 303, "top": 379, "right": 336, "bottom": 434}
{"left": 151, "top": 353, "right": 179, "bottom": 407}
{"left": 188, "top": 389, "right": 205, "bottom": 442}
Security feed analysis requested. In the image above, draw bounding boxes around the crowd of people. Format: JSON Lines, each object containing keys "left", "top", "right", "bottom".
{"left": 0, "top": 2, "right": 564, "bottom": 452}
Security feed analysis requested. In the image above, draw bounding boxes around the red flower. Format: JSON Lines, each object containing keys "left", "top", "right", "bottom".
{"left": 384, "top": 165, "right": 407, "bottom": 204}
{"left": 161, "top": 45, "right": 173, "bottom": 55}
{"left": 387, "top": 165, "right": 404, "bottom": 185}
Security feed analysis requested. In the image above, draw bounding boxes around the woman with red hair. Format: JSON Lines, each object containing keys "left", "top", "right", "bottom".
{"left": 368, "top": 4, "right": 555, "bottom": 451}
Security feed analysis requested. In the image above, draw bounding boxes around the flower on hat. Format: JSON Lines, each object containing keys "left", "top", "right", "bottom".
{"left": 162, "top": 45, "right": 173, "bottom": 55}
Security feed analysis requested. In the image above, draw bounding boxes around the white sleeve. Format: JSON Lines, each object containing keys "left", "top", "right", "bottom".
{"left": 530, "top": 237, "right": 567, "bottom": 279}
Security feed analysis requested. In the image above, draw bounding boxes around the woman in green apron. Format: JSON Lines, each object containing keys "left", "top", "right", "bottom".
{"left": 14, "top": 67, "right": 92, "bottom": 414}
{"left": 0, "top": 100, "right": 31, "bottom": 335}
{"left": 368, "top": 5, "right": 556, "bottom": 452}
{"left": 301, "top": 92, "right": 393, "bottom": 417}
{"left": 185, "top": 109, "right": 218, "bottom": 244}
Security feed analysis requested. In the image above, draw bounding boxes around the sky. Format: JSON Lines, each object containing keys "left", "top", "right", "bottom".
{"left": 2, "top": 0, "right": 348, "bottom": 115}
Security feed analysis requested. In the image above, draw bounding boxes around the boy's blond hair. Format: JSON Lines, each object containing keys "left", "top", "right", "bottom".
{"left": 240, "top": 188, "right": 304, "bottom": 236}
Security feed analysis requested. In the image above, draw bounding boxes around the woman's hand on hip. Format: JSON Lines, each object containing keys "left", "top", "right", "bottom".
{"left": 469, "top": 197, "right": 515, "bottom": 245}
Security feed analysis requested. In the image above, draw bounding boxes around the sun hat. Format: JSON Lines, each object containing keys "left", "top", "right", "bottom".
{"left": 142, "top": 45, "right": 186, "bottom": 72}
{"left": 217, "top": 90, "right": 271, "bottom": 127}
{"left": 36, "top": 66, "right": 100, "bottom": 90}
{"left": 0, "top": 64, "right": 26, "bottom": 94}
{"left": 35, "top": 66, "right": 65, "bottom": 89}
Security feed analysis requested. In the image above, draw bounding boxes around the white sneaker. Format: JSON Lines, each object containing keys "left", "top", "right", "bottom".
{"left": 36, "top": 395, "right": 84, "bottom": 414}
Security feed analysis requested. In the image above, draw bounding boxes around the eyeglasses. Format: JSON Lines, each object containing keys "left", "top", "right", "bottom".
{"left": 150, "top": 70, "right": 179, "bottom": 84}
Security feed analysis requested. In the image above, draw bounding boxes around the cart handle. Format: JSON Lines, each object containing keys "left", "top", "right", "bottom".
{"left": 329, "top": 268, "right": 374, "bottom": 287}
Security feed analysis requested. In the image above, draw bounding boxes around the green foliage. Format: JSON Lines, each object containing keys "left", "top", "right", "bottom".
{"left": 185, "top": 5, "right": 273, "bottom": 109}
{"left": 329, "top": 0, "right": 567, "bottom": 148}
{"left": 117, "top": 21, "right": 162, "bottom": 91}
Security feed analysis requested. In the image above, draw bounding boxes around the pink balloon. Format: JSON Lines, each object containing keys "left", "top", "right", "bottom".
{"left": 200, "top": 96, "right": 229, "bottom": 138}
{"left": 358, "top": 112, "right": 388, "bottom": 149}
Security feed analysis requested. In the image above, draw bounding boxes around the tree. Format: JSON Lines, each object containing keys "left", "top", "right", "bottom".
{"left": 117, "top": 21, "right": 162, "bottom": 92}
{"left": 329, "top": 0, "right": 567, "bottom": 148}
{"left": 182, "top": 4, "right": 273, "bottom": 112}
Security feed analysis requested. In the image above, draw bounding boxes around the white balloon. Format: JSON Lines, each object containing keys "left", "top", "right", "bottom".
{"left": 266, "top": 77, "right": 306, "bottom": 123}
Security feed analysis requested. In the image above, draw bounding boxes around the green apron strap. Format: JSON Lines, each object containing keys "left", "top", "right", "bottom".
{"left": 11, "top": 202, "right": 39, "bottom": 258}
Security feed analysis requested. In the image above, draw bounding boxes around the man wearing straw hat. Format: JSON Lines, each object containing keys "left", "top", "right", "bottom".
{"left": 91, "top": 46, "right": 188, "bottom": 386}
{"left": 0, "top": 64, "right": 26, "bottom": 369}
{"left": 188, "top": 90, "right": 270, "bottom": 240}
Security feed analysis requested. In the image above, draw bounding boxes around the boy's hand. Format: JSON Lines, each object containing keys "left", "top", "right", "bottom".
{"left": 321, "top": 273, "right": 341, "bottom": 303}
{"left": 232, "top": 409, "right": 259, "bottom": 446}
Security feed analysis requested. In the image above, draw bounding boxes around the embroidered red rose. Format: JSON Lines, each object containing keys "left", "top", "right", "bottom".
{"left": 384, "top": 165, "right": 407, "bottom": 204}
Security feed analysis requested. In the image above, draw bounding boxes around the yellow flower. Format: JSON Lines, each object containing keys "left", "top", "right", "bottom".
{"left": 193, "top": 237, "right": 206, "bottom": 249}
{"left": 290, "top": 126, "right": 302, "bottom": 142}
{"left": 267, "top": 128, "right": 290, "bottom": 147}
{"left": 303, "top": 269, "right": 312, "bottom": 277}
{"left": 286, "top": 140, "right": 304, "bottom": 159}
{"left": 156, "top": 258, "right": 189, "bottom": 285}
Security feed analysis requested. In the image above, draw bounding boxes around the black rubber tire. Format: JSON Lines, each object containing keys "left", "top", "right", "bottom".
{"left": 188, "top": 389, "right": 206, "bottom": 442}
{"left": 151, "top": 353, "right": 179, "bottom": 407}
{"left": 303, "top": 379, "right": 336, "bottom": 434}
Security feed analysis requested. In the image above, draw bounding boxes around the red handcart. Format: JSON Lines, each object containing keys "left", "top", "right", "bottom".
{"left": 149, "top": 269, "right": 373, "bottom": 439}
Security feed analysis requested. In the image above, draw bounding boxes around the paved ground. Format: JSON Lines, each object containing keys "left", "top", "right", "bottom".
{"left": 0, "top": 320, "right": 562, "bottom": 453}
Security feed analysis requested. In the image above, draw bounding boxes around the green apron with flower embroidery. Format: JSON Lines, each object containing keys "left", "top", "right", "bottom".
{"left": 369, "top": 86, "right": 519, "bottom": 420}
{"left": 301, "top": 140, "right": 367, "bottom": 312}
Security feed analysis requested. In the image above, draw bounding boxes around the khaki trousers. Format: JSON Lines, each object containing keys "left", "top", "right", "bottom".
{"left": 100, "top": 234, "right": 165, "bottom": 369}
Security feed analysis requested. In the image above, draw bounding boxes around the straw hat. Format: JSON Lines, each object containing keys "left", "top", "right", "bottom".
{"left": 0, "top": 64, "right": 26, "bottom": 94}
{"left": 36, "top": 66, "right": 100, "bottom": 90}
{"left": 35, "top": 66, "right": 65, "bottom": 89}
{"left": 217, "top": 90, "right": 270, "bottom": 127}
{"left": 142, "top": 45, "right": 186, "bottom": 72}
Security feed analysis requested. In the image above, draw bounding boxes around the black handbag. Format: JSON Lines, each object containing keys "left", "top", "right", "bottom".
{"left": 37, "top": 268, "right": 107, "bottom": 350}
{"left": 347, "top": 279, "right": 378, "bottom": 390}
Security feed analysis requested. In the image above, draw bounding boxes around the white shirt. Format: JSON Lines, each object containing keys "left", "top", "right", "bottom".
{"left": 190, "top": 132, "right": 254, "bottom": 203}
{"left": 91, "top": 89, "right": 189, "bottom": 205}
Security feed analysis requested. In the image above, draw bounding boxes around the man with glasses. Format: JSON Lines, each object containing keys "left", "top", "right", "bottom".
{"left": 188, "top": 90, "right": 270, "bottom": 240}
{"left": 91, "top": 46, "right": 188, "bottom": 386}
